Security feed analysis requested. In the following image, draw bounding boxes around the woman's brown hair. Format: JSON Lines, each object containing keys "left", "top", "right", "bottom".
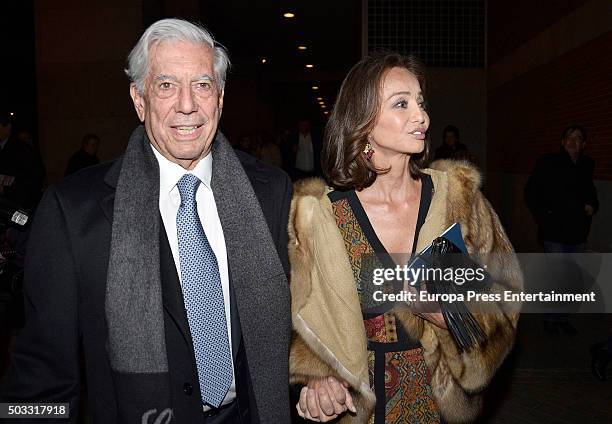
{"left": 322, "top": 52, "right": 429, "bottom": 190}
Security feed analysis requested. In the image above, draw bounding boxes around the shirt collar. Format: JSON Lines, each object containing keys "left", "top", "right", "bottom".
{"left": 150, "top": 144, "right": 213, "bottom": 195}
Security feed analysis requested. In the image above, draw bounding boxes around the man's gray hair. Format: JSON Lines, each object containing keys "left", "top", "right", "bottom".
{"left": 125, "top": 18, "right": 230, "bottom": 94}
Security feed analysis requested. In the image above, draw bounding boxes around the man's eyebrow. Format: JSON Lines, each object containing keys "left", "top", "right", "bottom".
{"left": 191, "top": 74, "right": 214, "bottom": 82}
{"left": 153, "top": 74, "right": 178, "bottom": 82}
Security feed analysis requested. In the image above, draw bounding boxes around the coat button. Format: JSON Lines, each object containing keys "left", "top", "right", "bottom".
{"left": 183, "top": 382, "right": 193, "bottom": 396}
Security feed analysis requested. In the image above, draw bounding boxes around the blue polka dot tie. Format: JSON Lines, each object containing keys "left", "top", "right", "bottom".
{"left": 176, "top": 173, "right": 233, "bottom": 407}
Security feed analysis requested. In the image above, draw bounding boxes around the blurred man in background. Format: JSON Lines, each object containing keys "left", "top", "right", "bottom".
{"left": 65, "top": 133, "right": 101, "bottom": 176}
{"left": 525, "top": 124, "right": 599, "bottom": 334}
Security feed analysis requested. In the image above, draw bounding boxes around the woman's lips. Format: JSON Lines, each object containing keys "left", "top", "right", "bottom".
{"left": 411, "top": 131, "right": 426, "bottom": 140}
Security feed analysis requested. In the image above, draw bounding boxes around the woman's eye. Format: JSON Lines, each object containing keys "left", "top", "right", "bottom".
{"left": 394, "top": 100, "right": 407, "bottom": 108}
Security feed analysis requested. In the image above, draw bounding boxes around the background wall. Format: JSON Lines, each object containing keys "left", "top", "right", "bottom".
{"left": 487, "top": 0, "right": 612, "bottom": 252}
{"left": 427, "top": 68, "right": 487, "bottom": 171}
{"left": 35, "top": 0, "right": 143, "bottom": 183}
{"left": 364, "top": 0, "right": 487, "bottom": 172}
{"left": 34, "top": 0, "right": 206, "bottom": 184}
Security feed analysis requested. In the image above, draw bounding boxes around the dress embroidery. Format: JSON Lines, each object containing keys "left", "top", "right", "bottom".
{"left": 330, "top": 186, "right": 440, "bottom": 424}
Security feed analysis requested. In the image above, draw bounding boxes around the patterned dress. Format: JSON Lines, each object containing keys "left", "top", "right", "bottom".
{"left": 328, "top": 175, "right": 441, "bottom": 424}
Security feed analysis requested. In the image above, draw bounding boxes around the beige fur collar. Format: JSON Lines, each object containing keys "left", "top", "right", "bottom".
{"left": 292, "top": 159, "right": 482, "bottom": 210}
{"left": 292, "top": 160, "right": 483, "bottom": 253}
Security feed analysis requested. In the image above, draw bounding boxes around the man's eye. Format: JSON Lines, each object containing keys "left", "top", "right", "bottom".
{"left": 159, "top": 82, "right": 173, "bottom": 90}
{"left": 196, "top": 82, "right": 212, "bottom": 90}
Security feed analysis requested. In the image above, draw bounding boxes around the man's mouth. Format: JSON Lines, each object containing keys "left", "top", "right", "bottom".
{"left": 171, "top": 124, "right": 203, "bottom": 135}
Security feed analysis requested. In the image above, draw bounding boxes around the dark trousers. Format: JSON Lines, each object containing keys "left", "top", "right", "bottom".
{"left": 542, "top": 241, "right": 585, "bottom": 323}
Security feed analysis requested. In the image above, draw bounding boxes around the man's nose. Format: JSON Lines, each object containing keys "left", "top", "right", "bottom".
{"left": 176, "top": 85, "right": 197, "bottom": 114}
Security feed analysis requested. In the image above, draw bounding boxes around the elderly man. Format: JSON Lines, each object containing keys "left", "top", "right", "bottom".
{"left": 2, "top": 19, "right": 292, "bottom": 423}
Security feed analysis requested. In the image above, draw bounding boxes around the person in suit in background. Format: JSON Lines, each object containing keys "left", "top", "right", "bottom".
{"left": 525, "top": 124, "right": 598, "bottom": 250}
{"left": 525, "top": 124, "right": 598, "bottom": 334}
{"left": 2, "top": 18, "right": 292, "bottom": 423}
{"left": 64, "top": 133, "right": 101, "bottom": 176}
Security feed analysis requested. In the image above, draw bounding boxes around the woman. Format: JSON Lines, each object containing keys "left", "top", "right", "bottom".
{"left": 289, "top": 52, "right": 521, "bottom": 423}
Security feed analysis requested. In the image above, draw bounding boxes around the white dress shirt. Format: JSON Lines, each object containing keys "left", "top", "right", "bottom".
{"left": 295, "top": 132, "right": 314, "bottom": 172}
{"left": 152, "top": 146, "right": 236, "bottom": 407}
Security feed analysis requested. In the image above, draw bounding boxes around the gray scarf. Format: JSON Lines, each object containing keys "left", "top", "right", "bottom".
{"left": 104, "top": 126, "right": 288, "bottom": 421}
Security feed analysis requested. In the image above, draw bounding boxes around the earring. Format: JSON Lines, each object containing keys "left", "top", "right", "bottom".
{"left": 363, "top": 141, "right": 374, "bottom": 161}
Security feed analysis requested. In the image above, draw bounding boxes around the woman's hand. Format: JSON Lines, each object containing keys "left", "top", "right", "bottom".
{"left": 402, "top": 281, "right": 448, "bottom": 329}
{"left": 418, "top": 312, "right": 448, "bottom": 329}
{"left": 296, "top": 376, "right": 357, "bottom": 422}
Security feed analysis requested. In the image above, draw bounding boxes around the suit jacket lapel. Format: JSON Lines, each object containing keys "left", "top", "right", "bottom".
{"left": 159, "top": 223, "right": 192, "bottom": 347}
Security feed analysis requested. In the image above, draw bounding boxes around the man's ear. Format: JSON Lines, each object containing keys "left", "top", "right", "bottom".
{"left": 218, "top": 89, "right": 224, "bottom": 112}
{"left": 130, "top": 83, "right": 146, "bottom": 122}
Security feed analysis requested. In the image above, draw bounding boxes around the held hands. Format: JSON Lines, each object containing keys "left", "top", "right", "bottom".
{"left": 297, "top": 376, "right": 357, "bottom": 422}
{"left": 585, "top": 204, "right": 594, "bottom": 216}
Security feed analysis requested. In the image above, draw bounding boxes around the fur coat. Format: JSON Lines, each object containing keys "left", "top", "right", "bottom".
{"left": 288, "top": 160, "right": 522, "bottom": 423}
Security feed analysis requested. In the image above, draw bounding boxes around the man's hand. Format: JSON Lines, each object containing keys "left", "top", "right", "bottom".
{"left": 585, "top": 204, "right": 594, "bottom": 216}
{"left": 296, "top": 376, "right": 356, "bottom": 422}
